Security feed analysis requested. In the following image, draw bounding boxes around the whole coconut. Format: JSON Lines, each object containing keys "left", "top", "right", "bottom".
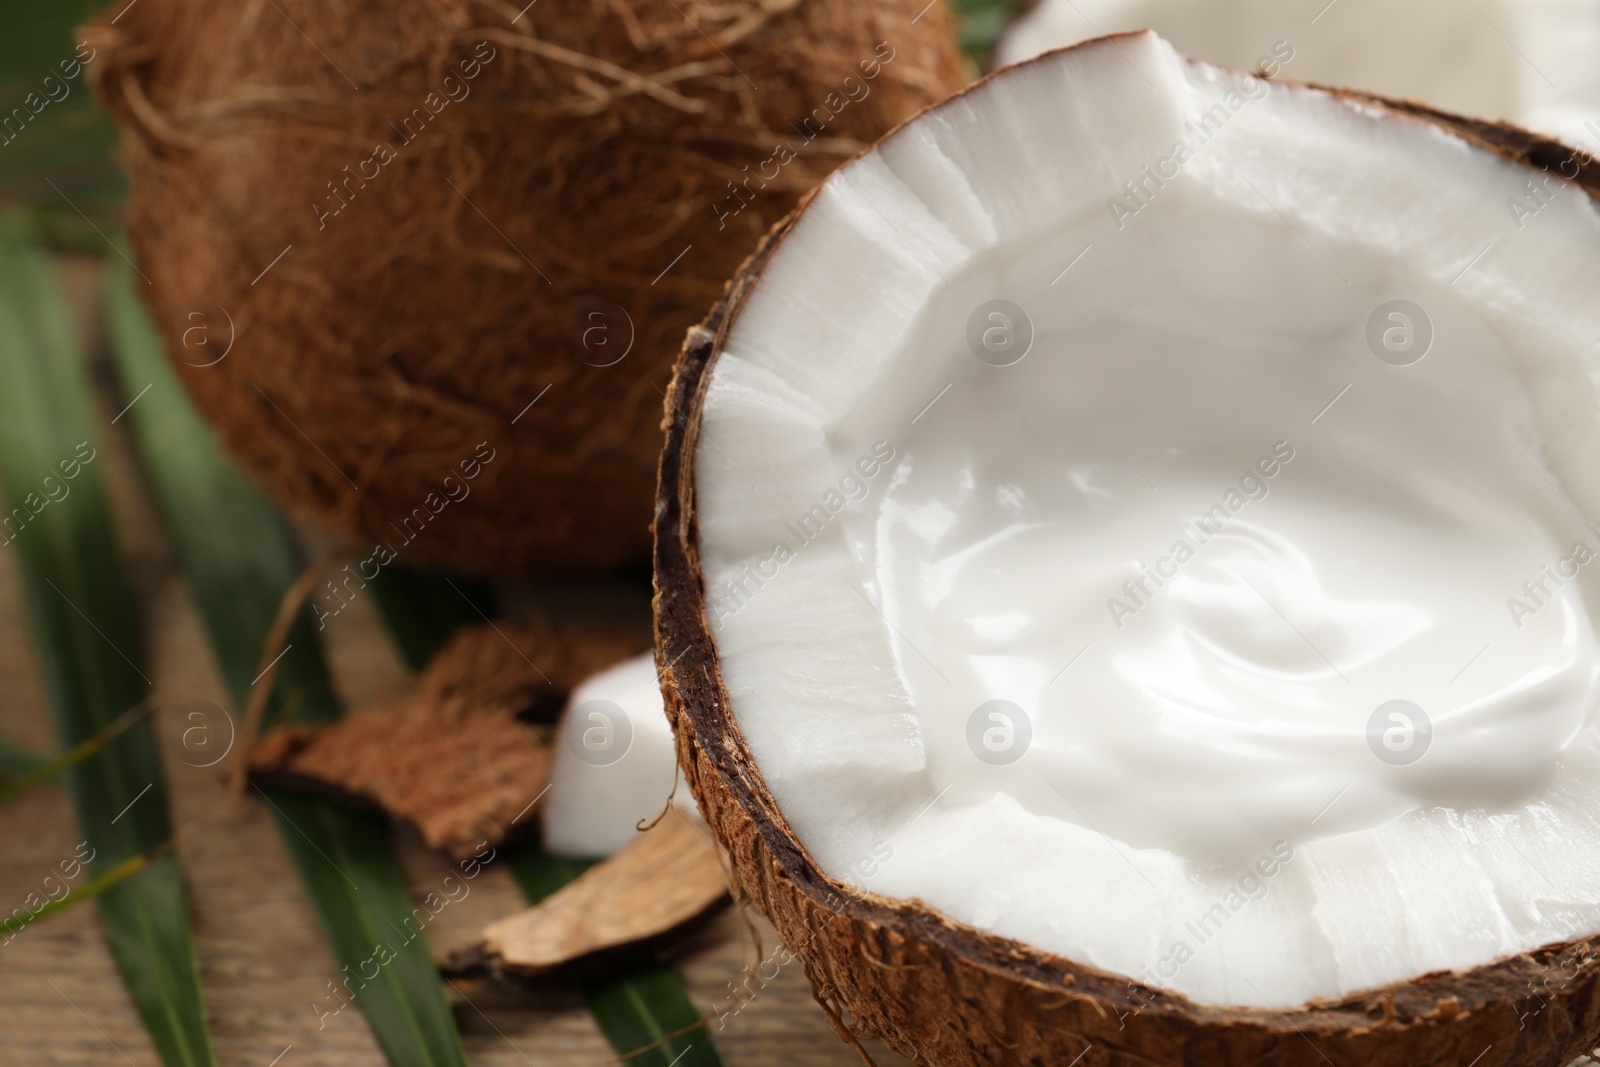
{"left": 83, "top": 0, "right": 967, "bottom": 576}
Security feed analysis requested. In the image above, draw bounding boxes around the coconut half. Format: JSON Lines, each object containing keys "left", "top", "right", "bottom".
{"left": 656, "top": 31, "right": 1600, "bottom": 1067}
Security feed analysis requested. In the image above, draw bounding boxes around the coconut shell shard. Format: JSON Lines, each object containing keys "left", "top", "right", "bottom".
{"left": 456, "top": 811, "right": 729, "bottom": 984}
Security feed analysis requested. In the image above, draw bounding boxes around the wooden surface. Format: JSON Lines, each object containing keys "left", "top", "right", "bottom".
{"left": 0, "top": 255, "right": 914, "bottom": 1067}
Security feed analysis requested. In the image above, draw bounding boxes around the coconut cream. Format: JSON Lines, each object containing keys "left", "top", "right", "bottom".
{"left": 829, "top": 200, "right": 1600, "bottom": 867}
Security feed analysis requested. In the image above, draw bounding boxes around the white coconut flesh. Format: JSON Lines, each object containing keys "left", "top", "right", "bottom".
{"left": 693, "top": 33, "right": 1600, "bottom": 1009}
{"left": 996, "top": 0, "right": 1600, "bottom": 145}
{"left": 543, "top": 652, "right": 699, "bottom": 858}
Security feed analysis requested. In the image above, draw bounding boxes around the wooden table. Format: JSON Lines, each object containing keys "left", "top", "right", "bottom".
{"left": 0, "top": 256, "right": 915, "bottom": 1067}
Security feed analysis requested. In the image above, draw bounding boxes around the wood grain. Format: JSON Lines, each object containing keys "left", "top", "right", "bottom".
{"left": 0, "top": 256, "right": 912, "bottom": 1066}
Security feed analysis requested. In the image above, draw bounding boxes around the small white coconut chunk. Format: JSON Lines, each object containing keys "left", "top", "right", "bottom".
{"left": 874, "top": 124, "right": 1000, "bottom": 252}
{"left": 709, "top": 532, "right": 926, "bottom": 783}
{"left": 724, "top": 156, "right": 973, "bottom": 420}
{"left": 694, "top": 354, "right": 835, "bottom": 571}
{"left": 1300, "top": 831, "right": 1414, "bottom": 997}
{"left": 696, "top": 32, "right": 1600, "bottom": 1008}
{"left": 881, "top": 47, "right": 1190, "bottom": 246}
{"left": 867, "top": 792, "right": 1175, "bottom": 980}
{"left": 543, "top": 653, "right": 698, "bottom": 858}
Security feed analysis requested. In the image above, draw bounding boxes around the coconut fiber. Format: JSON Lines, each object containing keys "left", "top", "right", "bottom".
{"left": 82, "top": 0, "right": 967, "bottom": 576}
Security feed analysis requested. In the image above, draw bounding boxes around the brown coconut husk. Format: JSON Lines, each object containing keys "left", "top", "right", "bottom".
{"left": 81, "top": 0, "right": 969, "bottom": 578}
{"left": 654, "top": 42, "right": 1600, "bottom": 1067}
{"left": 250, "top": 617, "right": 642, "bottom": 858}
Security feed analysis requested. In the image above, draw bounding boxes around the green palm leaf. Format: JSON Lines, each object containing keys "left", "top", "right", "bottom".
{"left": 0, "top": 736, "right": 46, "bottom": 777}
{"left": 0, "top": 698, "right": 148, "bottom": 804}
{"left": 0, "top": 231, "right": 213, "bottom": 1066}
{"left": 2, "top": 840, "right": 171, "bottom": 940}
{"left": 0, "top": 0, "right": 123, "bottom": 247}
{"left": 105, "top": 258, "right": 470, "bottom": 1067}
{"left": 952, "top": 0, "right": 1021, "bottom": 61}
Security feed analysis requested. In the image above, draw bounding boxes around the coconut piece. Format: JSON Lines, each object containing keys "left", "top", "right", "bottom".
{"left": 656, "top": 32, "right": 1600, "bottom": 1066}
{"left": 416, "top": 616, "right": 642, "bottom": 722}
{"left": 79, "top": 0, "right": 968, "bottom": 579}
{"left": 995, "top": 0, "right": 1600, "bottom": 143}
{"left": 542, "top": 650, "right": 701, "bottom": 858}
{"left": 250, "top": 619, "right": 642, "bottom": 858}
{"left": 248, "top": 706, "right": 550, "bottom": 859}
{"left": 458, "top": 810, "right": 729, "bottom": 982}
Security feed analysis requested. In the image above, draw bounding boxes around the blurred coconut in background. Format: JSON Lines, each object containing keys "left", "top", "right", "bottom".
{"left": 998, "top": 0, "right": 1600, "bottom": 142}
{"left": 82, "top": 0, "right": 968, "bottom": 578}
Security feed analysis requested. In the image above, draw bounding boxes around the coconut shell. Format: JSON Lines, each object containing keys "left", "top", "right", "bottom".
{"left": 453, "top": 810, "right": 729, "bottom": 983}
{"left": 81, "top": 0, "right": 968, "bottom": 577}
{"left": 653, "top": 45, "right": 1600, "bottom": 1067}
